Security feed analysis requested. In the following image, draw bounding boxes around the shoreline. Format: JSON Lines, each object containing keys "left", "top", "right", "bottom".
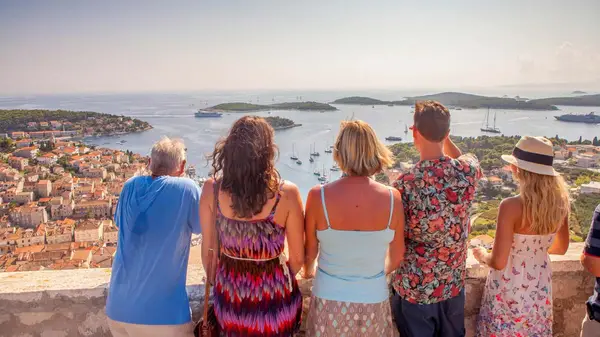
{"left": 272, "top": 124, "right": 302, "bottom": 131}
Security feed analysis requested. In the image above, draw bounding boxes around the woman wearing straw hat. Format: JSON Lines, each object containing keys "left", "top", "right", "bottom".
{"left": 472, "top": 136, "right": 571, "bottom": 337}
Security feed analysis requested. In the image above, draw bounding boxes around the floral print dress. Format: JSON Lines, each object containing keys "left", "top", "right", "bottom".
{"left": 476, "top": 233, "right": 555, "bottom": 337}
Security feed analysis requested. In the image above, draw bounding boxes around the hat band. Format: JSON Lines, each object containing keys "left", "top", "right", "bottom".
{"left": 512, "top": 147, "right": 553, "bottom": 166}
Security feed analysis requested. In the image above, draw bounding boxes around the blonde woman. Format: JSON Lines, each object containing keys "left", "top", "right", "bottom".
{"left": 473, "top": 136, "right": 570, "bottom": 337}
{"left": 303, "top": 120, "right": 405, "bottom": 337}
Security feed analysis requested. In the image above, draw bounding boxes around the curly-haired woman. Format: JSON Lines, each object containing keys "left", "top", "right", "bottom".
{"left": 199, "top": 116, "right": 304, "bottom": 337}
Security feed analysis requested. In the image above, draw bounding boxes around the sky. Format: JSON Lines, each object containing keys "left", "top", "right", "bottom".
{"left": 0, "top": 0, "right": 599, "bottom": 95}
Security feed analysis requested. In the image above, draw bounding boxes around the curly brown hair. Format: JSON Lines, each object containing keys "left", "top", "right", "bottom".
{"left": 210, "top": 116, "right": 280, "bottom": 218}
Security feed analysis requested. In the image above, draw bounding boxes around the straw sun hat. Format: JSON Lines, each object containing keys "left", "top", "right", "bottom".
{"left": 501, "top": 136, "right": 558, "bottom": 176}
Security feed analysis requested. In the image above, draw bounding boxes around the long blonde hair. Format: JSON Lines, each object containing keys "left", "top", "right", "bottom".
{"left": 516, "top": 168, "right": 570, "bottom": 234}
{"left": 334, "top": 120, "right": 393, "bottom": 176}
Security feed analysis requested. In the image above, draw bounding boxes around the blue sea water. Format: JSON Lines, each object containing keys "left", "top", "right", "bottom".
{"left": 0, "top": 91, "right": 598, "bottom": 198}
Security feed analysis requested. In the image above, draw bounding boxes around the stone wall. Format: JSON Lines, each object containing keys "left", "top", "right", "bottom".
{"left": 0, "top": 243, "right": 594, "bottom": 337}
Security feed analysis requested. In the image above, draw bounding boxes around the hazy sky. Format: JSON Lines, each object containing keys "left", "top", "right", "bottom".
{"left": 1, "top": 0, "right": 599, "bottom": 94}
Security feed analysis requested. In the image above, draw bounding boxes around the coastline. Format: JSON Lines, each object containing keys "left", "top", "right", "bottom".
{"left": 272, "top": 124, "right": 302, "bottom": 131}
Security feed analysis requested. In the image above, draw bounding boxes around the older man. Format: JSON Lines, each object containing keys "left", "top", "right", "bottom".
{"left": 106, "top": 137, "right": 201, "bottom": 337}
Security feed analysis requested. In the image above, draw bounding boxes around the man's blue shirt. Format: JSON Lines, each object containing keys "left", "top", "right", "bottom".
{"left": 106, "top": 175, "right": 201, "bottom": 325}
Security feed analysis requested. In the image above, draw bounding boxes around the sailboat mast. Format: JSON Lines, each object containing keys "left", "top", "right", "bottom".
{"left": 493, "top": 112, "right": 497, "bottom": 128}
{"left": 486, "top": 108, "right": 490, "bottom": 128}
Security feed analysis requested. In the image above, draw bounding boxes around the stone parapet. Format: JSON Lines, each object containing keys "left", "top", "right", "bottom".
{"left": 0, "top": 243, "right": 594, "bottom": 337}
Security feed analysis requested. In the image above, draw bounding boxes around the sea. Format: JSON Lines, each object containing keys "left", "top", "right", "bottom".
{"left": 1, "top": 90, "right": 599, "bottom": 198}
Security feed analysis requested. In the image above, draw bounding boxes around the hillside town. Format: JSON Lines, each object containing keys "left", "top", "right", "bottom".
{"left": 3, "top": 125, "right": 600, "bottom": 272}
{"left": 0, "top": 126, "right": 150, "bottom": 272}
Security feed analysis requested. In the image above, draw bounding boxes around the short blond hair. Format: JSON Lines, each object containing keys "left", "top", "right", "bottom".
{"left": 333, "top": 120, "right": 393, "bottom": 176}
{"left": 149, "top": 136, "right": 186, "bottom": 175}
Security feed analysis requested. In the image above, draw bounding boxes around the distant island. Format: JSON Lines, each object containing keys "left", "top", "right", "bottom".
{"left": 208, "top": 101, "right": 337, "bottom": 112}
{"left": 572, "top": 91, "right": 587, "bottom": 95}
{"left": 528, "top": 94, "right": 600, "bottom": 107}
{"left": 332, "top": 92, "right": 560, "bottom": 110}
{"left": 264, "top": 116, "right": 302, "bottom": 130}
{"left": 0, "top": 109, "right": 152, "bottom": 136}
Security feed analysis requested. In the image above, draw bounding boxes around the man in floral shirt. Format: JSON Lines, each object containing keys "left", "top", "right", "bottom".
{"left": 391, "top": 101, "right": 481, "bottom": 337}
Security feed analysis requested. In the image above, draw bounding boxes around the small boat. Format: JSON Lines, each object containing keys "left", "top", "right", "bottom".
{"left": 385, "top": 136, "right": 403, "bottom": 141}
{"left": 324, "top": 148, "right": 332, "bottom": 154}
{"left": 309, "top": 157, "right": 314, "bottom": 163}
{"left": 318, "top": 165, "right": 327, "bottom": 182}
{"left": 195, "top": 110, "right": 223, "bottom": 118}
{"left": 296, "top": 160, "right": 302, "bottom": 165}
{"left": 330, "top": 165, "right": 340, "bottom": 171}
{"left": 310, "top": 144, "right": 320, "bottom": 157}
{"left": 481, "top": 108, "right": 501, "bottom": 133}
{"left": 404, "top": 124, "right": 409, "bottom": 134}
{"left": 290, "top": 143, "right": 298, "bottom": 160}
{"left": 387, "top": 104, "right": 394, "bottom": 107}
{"left": 313, "top": 170, "right": 321, "bottom": 176}
{"left": 455, "top": 107, "right": 463, "bottom": 110}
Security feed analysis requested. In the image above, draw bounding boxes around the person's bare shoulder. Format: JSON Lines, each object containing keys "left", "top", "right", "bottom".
{"left": 499, "top": 196, "right": 522, "bottom": 218}
{"left": 201, "top": 178, "right": 216, "bottom": 198}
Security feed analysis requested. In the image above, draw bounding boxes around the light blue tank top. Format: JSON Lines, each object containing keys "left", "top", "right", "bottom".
{"left": 313, "top": 185, "right": 395, "bottom": 304}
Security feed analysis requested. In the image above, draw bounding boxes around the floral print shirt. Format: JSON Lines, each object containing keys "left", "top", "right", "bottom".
{"left": 392, "top": 155, "right": 481, "bottom": 304}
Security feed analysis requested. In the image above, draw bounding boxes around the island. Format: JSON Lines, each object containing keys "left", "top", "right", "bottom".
{"left": 207, "top": 101, "right": 337, "bottom": 112}
{"left": 332, "top": 92, "right": 560, "bottom": 110}
{"left": 264, "top": 116, "right": 302, "bottom": 130}
{"left": 528, "top": 94, "right": 600, "bottom": 107}
{"left": 0, "top": 109, "right": 152, "bottom": 137}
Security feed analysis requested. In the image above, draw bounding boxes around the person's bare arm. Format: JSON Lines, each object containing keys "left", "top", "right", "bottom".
{"left": 283, "top": 182, "right": 305, "bottom": 276}
{"left": 548, "top": 216, "right": 570, "bottom": 255}
{"left": 473, "top": 198, "right": 517, "bottom": 270}
{"left": 199, "top": 178, "right": 218, "bottom": 280}
{"left": 582, "top": 254, "right": 600, "bottom": 277}
{"left": 303, "top": 186, "right": 320, "bottom": 278}
{"left": 581, "top": 206, "right": 600, "bottom": 276}
{"left": 385, "top": 188, "right": 405, "bottom": 274}
{"left": 443, "top": 136, "right": 462, "bottom": 159}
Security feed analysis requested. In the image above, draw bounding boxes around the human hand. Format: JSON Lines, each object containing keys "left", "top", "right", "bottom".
{"left": 472, "top": 247, "right": 488, "bottom": 264}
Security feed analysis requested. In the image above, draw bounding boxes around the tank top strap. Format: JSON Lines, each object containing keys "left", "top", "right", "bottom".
{"left": 386, "top": 188, "right": 394, "bottom": 229}
{"left": 268, "top": 180, "right": 285, "bottom": 217}
{"left": 320, "top": 185, "right": 331, "bottom": 229}
{"left": 214, "top": 179, "right": 223, "bottom": 215}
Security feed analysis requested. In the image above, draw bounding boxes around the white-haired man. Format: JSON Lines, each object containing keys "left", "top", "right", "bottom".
{"left": 106, "top": 137, "right": 201, "bottom": 337}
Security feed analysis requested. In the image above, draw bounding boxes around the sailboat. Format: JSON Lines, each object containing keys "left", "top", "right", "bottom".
{"left": 330, "top": 164, "right": 340, "bottom": 171}
{"left": 310, "top": 143, "right": 320, "bottom": 157}
{"left": 318, "top": 165, "right": 327, "bottom": 182}
{"left": 309, "top": 156, "right": 314, "bottom": 163}
{"left": 313, "top": 169, "right": 321, "bottom": 176}
{"left": 324, "top": 142, "right": 332, "bottom": 153}
{"left": 404, "top": 124, "right": 409, "bottom": 134}
{"left": 290, "top": 144, "right": 299, "bottom": 160}
{"left": 480, "top": 108, "right": 501, "bottom": 134}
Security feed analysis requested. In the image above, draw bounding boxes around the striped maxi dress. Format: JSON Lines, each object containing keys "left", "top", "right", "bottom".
{"left": 213, "top": 189, "right": 302, "bottom": 337}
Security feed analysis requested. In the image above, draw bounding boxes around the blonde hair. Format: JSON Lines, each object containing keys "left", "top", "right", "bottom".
{"left": 516, "top": 168, "right": 570, "bottom": 234}
{"left": 334, "top": 120, "right": 393, "bottom": 176}
{"left": 149, "top": 136, "right": 186, "bottom": 176}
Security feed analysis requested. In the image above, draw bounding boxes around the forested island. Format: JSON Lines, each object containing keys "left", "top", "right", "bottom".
{"left": 333, "top": 92, "right": 566, "bottom": 110}
{"left": 207, "top": 101, "right": 337, "bottom": 112}
{"left": 527, "top": 94, "right": 600, "bottom": 107}
{"left": 264, "top": 116, "right": 302, "bottom": 130}
{"left": 0, "top": 109, "right": 152, "bottom": 136}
